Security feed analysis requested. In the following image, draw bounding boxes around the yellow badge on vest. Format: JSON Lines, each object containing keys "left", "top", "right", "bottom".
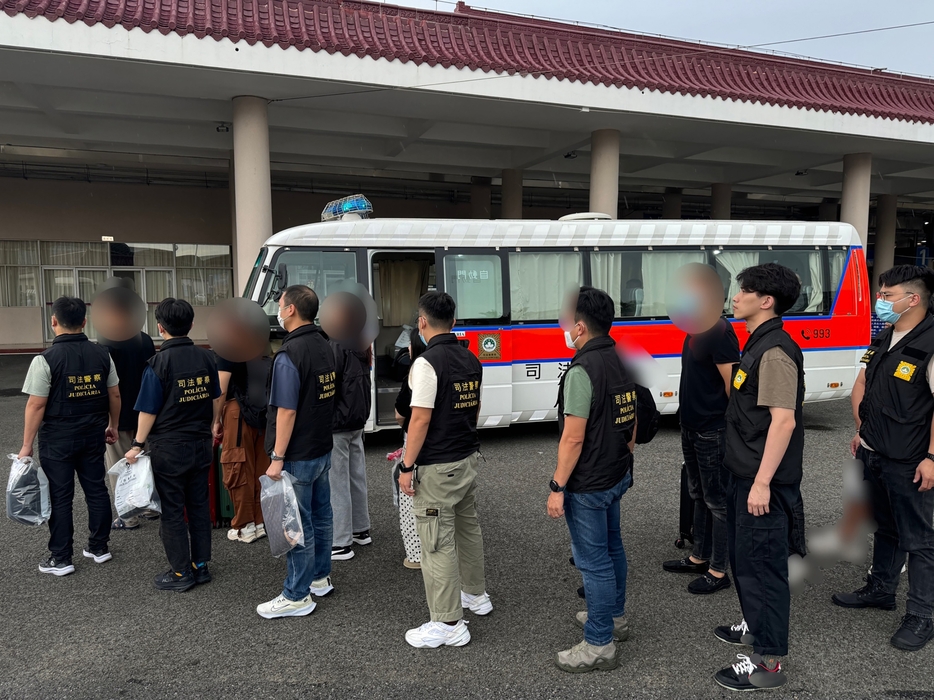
{"left": 733, "top": 369, "right": 747, "bottom": 390}
{"left": 894, "top": 361, "right": 917, "bottom": 382}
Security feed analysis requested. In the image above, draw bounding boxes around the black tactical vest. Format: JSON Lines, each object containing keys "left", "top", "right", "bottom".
{"left": 859, "top": 314, "right": 934, "bottom": 463}
{"left": 416, "top": 333, "right": 483, "bottom": 466}
{"left": 147, "top": 337, "right": 218, "bottom": 441}
{"left": 41, "top": 333, "right": 111, "bottom": 437}
{"left": 557, "top": 335, "right": 635, "bottom": 493}
{"left": 265, "top": 324, "right": 336, "bottom": 461}
{"left": 724, "top": 317, "right": 805, "bottom": 484}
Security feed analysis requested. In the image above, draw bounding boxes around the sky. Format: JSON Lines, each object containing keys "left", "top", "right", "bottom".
{"left": 392, "top": 0, "right": 934, "bottom": 77}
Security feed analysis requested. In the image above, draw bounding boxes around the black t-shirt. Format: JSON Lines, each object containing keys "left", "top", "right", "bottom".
{"left": 215, "top": 355, "right": 247, "bottom": 401}
{"left": 679, "top": 318, "right": 740, "bottom": 432}
{"left": 99, "top": 332, "right": 156, "bottom": 431}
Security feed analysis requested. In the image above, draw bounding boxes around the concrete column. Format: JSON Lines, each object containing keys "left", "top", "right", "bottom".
{"left": 711, "top": 183, "right": 732, "bottom": 220}
{"left": 232, "top": 96, "right": 273, "bottom": 295}
{"left": 501, "top": 169, "right": 523, "bottom": 219}
{"left": 661, "top": 188, "right": 682, "bottom": 219}
{"left": 840, "top": 153, "right": 872, "bottom": 249}
{"left": 874, "top": 194, "right": 898, "bottom": 294}
{"left": 471, "top": 177, "right": 492, "bottom": 219}
{"left": 818, "top": 199, "right": 839, "bottom": 221}
{"left": 589, "top": 129, "right": 620, "bottom": 218}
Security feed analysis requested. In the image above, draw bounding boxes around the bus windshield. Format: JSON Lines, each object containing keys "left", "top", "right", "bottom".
{"left": 261, "top": 249, "right": 357, "bottom": 314}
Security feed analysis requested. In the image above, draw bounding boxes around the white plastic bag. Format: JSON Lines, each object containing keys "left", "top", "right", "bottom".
{"left": 259, "top": 472, "right": 304, "bottom": 558}
{"left": 6, "top": 454, "right": 51, "bottom": 526}
{"left": 108, "top": 455, "right": 161, "bottom": 518}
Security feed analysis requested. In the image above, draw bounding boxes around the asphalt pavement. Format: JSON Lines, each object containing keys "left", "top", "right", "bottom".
{"left": 0, "top": 354, "right": 931, "bottom": 699}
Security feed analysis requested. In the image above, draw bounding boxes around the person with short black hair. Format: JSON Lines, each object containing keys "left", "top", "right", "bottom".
{"left": 256, "top": 285, "right": 339, "bottom": 619}
{"left": 126, "top": 298, "right": 223, "bottom": 591}
{"left": 19, "top": 296, "right": 121, "bottom": 576}
{"left": 713, "top": 263, "right": 804, "bottom": 692}
{"left": 548, "top": 286, "right": 636, "bottom": 673}
{"left": 398, "top": 290, "right": 490, "bottom": 648}
{"left": 833, "top": 264, "right": 934, "bottom": 652}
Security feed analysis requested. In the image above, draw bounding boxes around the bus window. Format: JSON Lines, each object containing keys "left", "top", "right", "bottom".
{"left": 244, "top": 248, "right": 265, "bottom": 298}
{"left": 443, "top": 254, "right": 504, "bottom": 321}
{"left": 714, "top": 248, "right": 831, "bottom": 315}
{"left": 509, "top": 252, "right": 582, "bottom": 321}
{"left": 591, "top": 250, "right": 705, "bottom": 318}
{"left": 261, "top": 249, "right": 357, "bottom": 314}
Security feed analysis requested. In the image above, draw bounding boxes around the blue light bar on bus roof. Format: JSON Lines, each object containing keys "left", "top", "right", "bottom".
{"left": 321, "top": 194, "right": 374, "bottom": 222}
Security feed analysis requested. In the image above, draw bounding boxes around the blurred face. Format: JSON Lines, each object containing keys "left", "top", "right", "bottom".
{"left": 207, "top": 298, "right": 269, "bottom": 362}
{"left": 667, "top": 264, "right": 724, "bottom": 335}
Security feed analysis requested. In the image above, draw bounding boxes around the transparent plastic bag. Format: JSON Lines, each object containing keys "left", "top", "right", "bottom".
{"left": 6, "top": 454, "right": 51, "bottom": 526}
{"left": 108, "top": 455, "right": 161, "bottom": 518}
{"left": 259, "top": 472, "right": 304, "bottom": 557}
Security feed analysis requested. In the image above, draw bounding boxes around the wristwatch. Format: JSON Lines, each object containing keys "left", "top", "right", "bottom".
{"left": 270, "top": 451, "right": 284, "bottom": 462}
{"left": 399, "top": 463, "right": 416, "bottom": 474}
{"left": 130, "top": 439, "right": 145, "bottom": 450}
{"left": 926, "top": 453, "right": 934, "bottom": 463}
{"left": 549, "top": 479, "right": 565, "bottom": 493}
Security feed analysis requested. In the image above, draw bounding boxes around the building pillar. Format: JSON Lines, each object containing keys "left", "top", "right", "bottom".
{"left": 840, "top": 153, "right": 872, "bottom": 249}
{"left": 501, "top": 169, "right": 523, "bottom": 219}
{"left": 232, "top": 96, "right": 273, "bottom": 295}
{"left": 711, "top": 183, "right": 732, "bottom": 220}
{"left": 818, "top": 199, "right": 839, "bottom": 221}
{"left": 874, "top": 194, "right": 898, "bottom": 294}
{"left": 471, "top": 177, "right": 492, "bottom": 219}
{"left": 661, "top": 188, "right": 682, "bottom": 219}
{"left": 589, "top": 129, "right": 620, "bottom": 218}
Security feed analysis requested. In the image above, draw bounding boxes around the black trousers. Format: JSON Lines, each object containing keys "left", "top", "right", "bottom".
{"left": 39, "top": 430, "right": 112, "bottom": 560}
{"left": 149, "top": 436, "right": 213, "bottom": 573}
{"left": 727, "top": 473, "right": 802, "bottom": 657}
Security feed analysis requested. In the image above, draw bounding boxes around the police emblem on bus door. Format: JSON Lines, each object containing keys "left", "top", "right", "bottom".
{"left": 478, "top": 332, "right": 501, "bottom": 361}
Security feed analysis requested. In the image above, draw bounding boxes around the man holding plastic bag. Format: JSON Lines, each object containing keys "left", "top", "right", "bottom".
{"left": 18, "top": 296, "right": 121, "bottom": 576}
{"left": 125, "top": 299, "right": 223, "bottom": 592}
{"left": 256, "top": 285, "right": 337, "bottom": 619}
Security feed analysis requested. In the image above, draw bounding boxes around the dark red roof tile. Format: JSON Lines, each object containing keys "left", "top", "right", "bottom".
{"left": 5, "top": 0, "right": 934, "bottom": 123}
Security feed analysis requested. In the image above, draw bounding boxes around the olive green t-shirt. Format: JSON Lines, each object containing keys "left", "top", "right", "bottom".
{"left": 562, "top": 365, "right": 593, "bottom": 418}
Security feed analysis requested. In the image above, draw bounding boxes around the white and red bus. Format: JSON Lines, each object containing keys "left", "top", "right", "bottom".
{"left": 244, "top": 209, "right": 870, "bottom": 432}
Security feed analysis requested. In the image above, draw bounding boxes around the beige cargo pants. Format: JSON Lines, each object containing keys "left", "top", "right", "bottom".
{"left": 412, "top": 452, "right": 486, "bottom": 622}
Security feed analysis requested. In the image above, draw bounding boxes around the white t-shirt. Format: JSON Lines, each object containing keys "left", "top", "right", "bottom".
{"left": 859, "top": 328, "right": 934, "bottom": 451}
{"left": 408, "top": 357, "right": 438, "bottom": 408}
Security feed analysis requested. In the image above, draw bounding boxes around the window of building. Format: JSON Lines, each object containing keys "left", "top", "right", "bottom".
{"left": 0, "top": 241, "right": 40, "bottom": 306}
{"left": 509, "top": 252, "right": 582, "bottom": 321}
{"left": 443, "top": 254, "right": 504, "bottom": 321}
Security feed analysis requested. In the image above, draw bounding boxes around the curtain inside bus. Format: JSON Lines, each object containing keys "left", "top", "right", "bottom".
{"left": 508, "top": 252, "right": 583, "bottom": 321}
{"left": 641, "top": 251, "right": 707, "bottom": 317}
{"left": 379, "top": 260, "right": 429, "bottom": 326}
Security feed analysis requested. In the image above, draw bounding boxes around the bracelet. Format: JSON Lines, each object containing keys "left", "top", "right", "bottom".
{"left": 399, "top": 463, "right": 415, "bottom": 474}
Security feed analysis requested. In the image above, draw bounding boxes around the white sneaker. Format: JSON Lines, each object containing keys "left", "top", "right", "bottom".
{"left": 256, "top": 593, "right": 316, "bottom": 619}
{"left": 310, "top": 576, "right": 334, "bottom": 597}
{"left": 405, "top": 620, "right": 471, "bottom": 648}
{"left": 228, "top": 523, "right": 257, "bottom": 543}
{"left": 255, "top": 523, "right": 267, "bottom": 540}
{"left": 461, "top": 591, "right": 493, "bottom": 615}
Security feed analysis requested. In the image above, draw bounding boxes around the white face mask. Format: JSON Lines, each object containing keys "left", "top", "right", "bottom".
{"left": 276, "top": 310, "right": 286, "bottom": 328}
{"left": 564, "top": 329, "right": 579, "bottom": 350}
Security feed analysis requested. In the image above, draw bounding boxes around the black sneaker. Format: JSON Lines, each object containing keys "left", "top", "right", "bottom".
{"left": 191, "top": 562, "right": 212, "bottom": 585}
{"left": 663, "top": 557, "right": 709, "bottom": 574}
{"left": 714, "top": 619, "right": 752, "bottom": 646}
{"left": 891, "top": 613, "right": 934, "bottom": 651}
{"left": 714, "top": 653, "right": 786, "bottom": 691}
{"left": 352, "top": 530, "right": 372, "bottom": 546}
{"left": 154, "top": 569, "right": 196, "bottom": 592}
{"left": 831, "top": 578, "right": 896, "bottom": 610}
{"left": 82, "top": 547, "right": 113, "bottom": 564}
{"left": 688, "top": 571, "right": 731, "bottom": 595}
{"left": 39, "top": 555, "right": 75, "bottom": 577}
{"left": 577, "top": 586, "right": 585, "bottom": 599}
{"left": 331, "top": 546, "right": 355, "bottom": 561}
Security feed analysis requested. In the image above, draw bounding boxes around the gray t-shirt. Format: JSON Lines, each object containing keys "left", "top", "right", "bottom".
{"left": 22, "top": 354, "right": 119, "bottom": 397}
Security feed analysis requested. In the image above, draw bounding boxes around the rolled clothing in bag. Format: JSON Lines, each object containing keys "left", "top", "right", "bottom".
{"left": 6, "top": 454, "right": 51, "bottom": 526}
{"left": 109, "top": 455, "right": 161, "bottom": 518}
{"left": 259, "top": 472, "right": 305, "bottom": 558}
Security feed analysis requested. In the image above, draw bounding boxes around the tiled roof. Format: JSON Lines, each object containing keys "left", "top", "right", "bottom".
{"left": 5, "top": 0, "right": 934, "bottom": 124}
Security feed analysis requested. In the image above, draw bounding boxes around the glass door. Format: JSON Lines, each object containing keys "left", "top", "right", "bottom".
{"left": 143, "top": 269, "right": 175, "bottom": 336}
{"left": 77, "top": 268, "right": 109, "bottom": 340}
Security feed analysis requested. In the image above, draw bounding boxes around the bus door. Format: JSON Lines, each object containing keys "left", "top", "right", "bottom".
{"left": 435, "top": 247, "right": 513, "bottom": 428}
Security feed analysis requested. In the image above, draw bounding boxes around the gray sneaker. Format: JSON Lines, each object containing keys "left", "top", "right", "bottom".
{"left": 574, "top": 611, "right": 630, "bottom": 641}
{"left": 554, "top": 639, "right": 618, "bottom": 673}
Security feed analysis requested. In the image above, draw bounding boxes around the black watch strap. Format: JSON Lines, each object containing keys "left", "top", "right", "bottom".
{"left": 549, "top": 479, "right": 565, "bottom": 493}
{"left": 927, "top": 453, "right": 934, "bottom": 463}
{"left": 131, "top": 440, "right": 145, "bottom": 449}
{"left": 399, "top": 463, "right": 415, "bottom": 473}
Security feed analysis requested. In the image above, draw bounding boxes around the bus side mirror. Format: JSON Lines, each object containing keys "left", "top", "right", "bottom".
{"left": 277, "top": 263, "right": 288, "bottom": 291}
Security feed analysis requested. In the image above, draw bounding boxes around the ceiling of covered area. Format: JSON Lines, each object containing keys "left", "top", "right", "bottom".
{"left": 4, "top": 41, "right": 934, "bottom": 209}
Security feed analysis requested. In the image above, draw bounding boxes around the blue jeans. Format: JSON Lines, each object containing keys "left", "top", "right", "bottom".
{"left": 282, "top": 453, "right": 333, "bottom": 602}
{"left": 682, "top": 426, "right": 729, "bottom": 574}
{"left": 565, "top": 471, "right": 632, "bottom": 646}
